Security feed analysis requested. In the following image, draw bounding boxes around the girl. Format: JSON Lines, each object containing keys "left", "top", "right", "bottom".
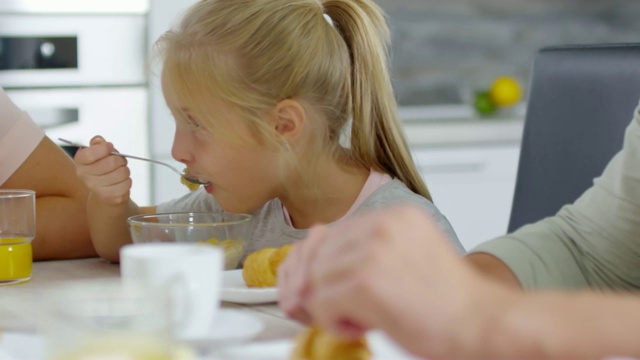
{"left": 75, "top": 0, "right": 463, "bottom": 263}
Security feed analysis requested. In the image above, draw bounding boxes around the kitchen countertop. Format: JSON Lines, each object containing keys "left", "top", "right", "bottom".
{"left": 403, "top": 116, "right": 525, "bottom": 147}
{"left": 399, "top": 104, "right": 525, "bottom": 147}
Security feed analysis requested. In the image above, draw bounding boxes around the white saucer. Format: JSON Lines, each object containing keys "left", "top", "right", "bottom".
{"left": 222, "top": 270, "right": 278, "bottom": 304}
{"left": 178, "top": 308, "right": 264, "bottom": 349}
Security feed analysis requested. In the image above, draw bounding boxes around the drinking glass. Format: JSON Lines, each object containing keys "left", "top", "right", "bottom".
{"left": 43, "top": 279, "right": 193, "bottom": 360}
{"left": 0, "top": 189, "right": 35, "bottom": 285}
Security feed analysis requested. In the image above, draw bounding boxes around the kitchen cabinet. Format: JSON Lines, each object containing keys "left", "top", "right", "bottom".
{"left": 412, "top": 143, "right": 521, "bottom": 251}
{"left": 1, "top": 3, "right": 151, "bottom": 204}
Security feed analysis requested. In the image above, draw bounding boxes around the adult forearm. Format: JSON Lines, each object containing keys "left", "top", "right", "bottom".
{"left": 31, "top": 196, "right": 95, "bottom": 260}
{"left": 482, "top": 291, "right": 640, "bottom": 359}
{"left": 466, "top": 252, "right": 522, "bottom": 289}
{"left": 87, "top": 193, "right": 139, "bottom": 263}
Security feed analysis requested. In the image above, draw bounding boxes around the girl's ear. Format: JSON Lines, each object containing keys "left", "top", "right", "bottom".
{"left": 271, "top": 99, "right": 306, "bottom": 143}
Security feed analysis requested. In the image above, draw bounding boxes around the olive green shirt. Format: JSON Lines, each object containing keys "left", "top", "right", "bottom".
{"left": 471, "top": 102, "right": 640, "bottom": 291}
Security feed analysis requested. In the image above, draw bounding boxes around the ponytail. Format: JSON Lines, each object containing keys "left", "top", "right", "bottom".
{"left": 323, "top": 0, "right": 433, "bottom": 201}
{"left": 158, "top": 0, "right": 432, "bottom": 201}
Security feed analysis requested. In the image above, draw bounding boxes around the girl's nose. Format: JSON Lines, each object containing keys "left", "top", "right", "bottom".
{"left": 171, "top": 130, "right": 194, "bottom": 164}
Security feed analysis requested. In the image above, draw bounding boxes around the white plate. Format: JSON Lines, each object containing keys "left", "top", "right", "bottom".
{"left": 0, "top": 331, "right": 45, "bottom": 360}
{"left": 0, "top": 311, "right": 264, "bottom": 358}
{"left": 221, "top": 269, "right": 278, "bottom": 304}
{"left": 178, "top": 308, "right": 264, "bottom": 349}
{"left": 213, "top": 330, "right": 421, "bottom": 360}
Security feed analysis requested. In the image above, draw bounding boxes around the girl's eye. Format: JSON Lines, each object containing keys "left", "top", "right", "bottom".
{"left": 186, "top": 114, "right": 201, "bottom": 129}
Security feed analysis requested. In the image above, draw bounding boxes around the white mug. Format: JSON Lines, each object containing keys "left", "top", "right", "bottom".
{"left": 120, "top": 243, "right": 223, "bottom": 341}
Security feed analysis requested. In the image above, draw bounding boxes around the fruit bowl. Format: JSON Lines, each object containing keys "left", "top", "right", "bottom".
{"left": 127, "top": 212, "right": 253, "bottom": 270}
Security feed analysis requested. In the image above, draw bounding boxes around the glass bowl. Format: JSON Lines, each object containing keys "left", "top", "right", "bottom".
{"left": 127, "top": 212, "right": 253, "bottom": 270}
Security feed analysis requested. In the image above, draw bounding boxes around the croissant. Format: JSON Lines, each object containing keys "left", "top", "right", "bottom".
{"left": 291, "top": 326, "right": 370, "bottom": 360}
{"left": 242, "top": 244, "right": 292, "bottom": 287}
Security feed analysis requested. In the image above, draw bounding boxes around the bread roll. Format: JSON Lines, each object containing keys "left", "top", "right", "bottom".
{"left": 242, "top": 244, "right": 292, "bottom": 287}
{"left": 291, "top": 326, "right": 370, "bottom": 360}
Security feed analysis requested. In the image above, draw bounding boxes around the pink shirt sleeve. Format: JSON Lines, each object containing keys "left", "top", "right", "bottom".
{"left": 0, "top": 88, "right": 46, "bottom": 186}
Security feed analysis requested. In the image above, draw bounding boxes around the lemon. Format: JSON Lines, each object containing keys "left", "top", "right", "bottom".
{"left": 489, "top": 76, "right": 522, "bottom": 107}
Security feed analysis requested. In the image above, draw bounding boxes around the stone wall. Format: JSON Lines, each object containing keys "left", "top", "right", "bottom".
{"left": 375, "top": 0, "right": 640, "bottom": 106}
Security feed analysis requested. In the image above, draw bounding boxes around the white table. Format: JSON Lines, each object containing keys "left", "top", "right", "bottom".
{"left": 0, "top": 258, "right": 304, "bottom": 339}
{"left": 0, "top": 259, "right": 415, "bottom": 360}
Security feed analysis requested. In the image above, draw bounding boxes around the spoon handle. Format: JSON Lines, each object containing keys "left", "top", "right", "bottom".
{"left": 57, "top": 138, "right": 183, "bottom": 176}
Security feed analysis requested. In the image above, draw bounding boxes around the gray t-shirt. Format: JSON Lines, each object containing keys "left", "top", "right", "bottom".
{"left": 158, "top": 178, "right": 463, "bottom": 264}
{"left": 472, "top": 101, "right": 640, "bottom": 291}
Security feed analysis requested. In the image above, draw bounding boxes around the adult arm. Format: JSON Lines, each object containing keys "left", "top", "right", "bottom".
{"left": 466, "top": 252, "right": 521, "bottom": 289}
{"left": 470, "top": 105, "right": 640, "bottom": 291}
{"left": 477, "top": 289, "right": 640, "bottom": 360}
{"left": 279, "top": 204, "right": 640, "bottom": 359}
{"left": 2, "top": 137, "right": 96, "bottom": 260}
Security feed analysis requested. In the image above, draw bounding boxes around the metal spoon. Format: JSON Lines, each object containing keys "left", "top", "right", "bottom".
{"left": 58, "top": 138, "right": 209, "bottom": 186}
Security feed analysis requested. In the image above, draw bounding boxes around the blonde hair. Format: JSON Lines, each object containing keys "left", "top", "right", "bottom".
{"left": 156, "top": 0, "right": 432, "bottom": 201}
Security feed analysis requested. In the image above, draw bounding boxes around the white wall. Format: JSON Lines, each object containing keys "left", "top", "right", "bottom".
{"left": 147, "top": 0, "right": 200, "bottom": 204}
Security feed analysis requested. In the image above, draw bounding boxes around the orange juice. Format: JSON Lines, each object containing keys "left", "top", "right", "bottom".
{"left": 0, "top": 240, "right": 32, "bottom": 284}
{"left": 0, "top": 237, "right": 28, "bottom": 245}
{"left": 0, "top": 189, "right": 36, "bottom": 285}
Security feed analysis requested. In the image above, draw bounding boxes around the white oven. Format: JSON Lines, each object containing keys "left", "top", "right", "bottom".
{"left": 0, "top": 1, "right": 151, "bottom": 204}
{"left": 0, "top": 15, "right": 147, "bottom": 88}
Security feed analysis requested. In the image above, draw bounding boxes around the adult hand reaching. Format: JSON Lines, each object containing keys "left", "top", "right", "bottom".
{"left": 277, "top": 204, "right": 515, "bottom": 358}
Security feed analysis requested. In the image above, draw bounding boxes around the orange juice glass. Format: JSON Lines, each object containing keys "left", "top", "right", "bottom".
{"left": 0, "top": 190, "right": 35, "bottom": 286}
